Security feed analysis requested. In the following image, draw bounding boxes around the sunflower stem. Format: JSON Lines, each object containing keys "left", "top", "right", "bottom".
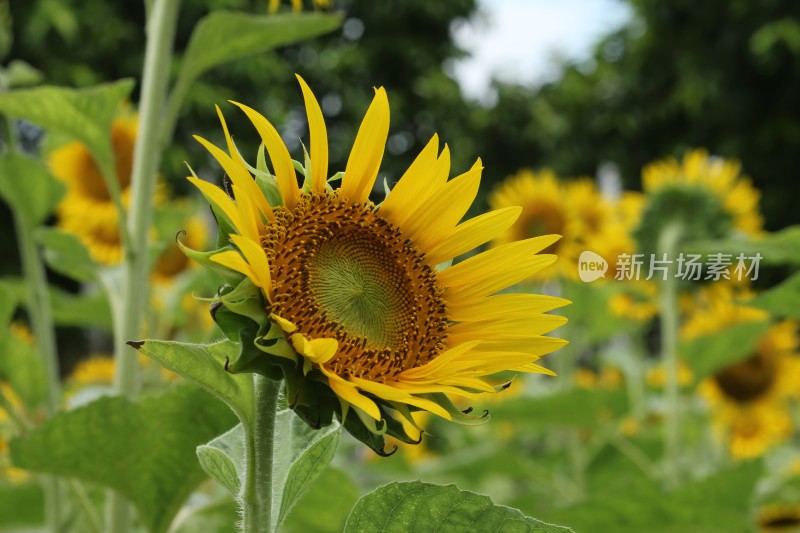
{"left": 105, "top": 0, "right": 181, "bottom": 531}
{"left": 12, "top": 201, "right": 63, "bottom": 532}
{"left": 242, "top": 374, "right": 281, "bottom": 533}
{"left": 658, "top": 221, "right": 683, "bottom": 488}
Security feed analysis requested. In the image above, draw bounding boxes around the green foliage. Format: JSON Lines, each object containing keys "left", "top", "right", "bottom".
{"left": 0, "top": 154, "right": 64, "bottom": 228}
{"left": 492, "top": 388, "right": 630, "bottom": 430}
{"left": 0, "top": 80, "right": 133, "bottom": 186}
{"left": 10, "top": 383, "right": 237, "bottom": 533}
{"left": 542, "top": 461, "right": 763, "bottom": 533}
{"left": 0, "top": 482, "right": 44, "bottom": 529}
{"left": 196, "top": 423, "right": 244, "bottom": 498}
{"left": 170, "top": 11, "right": 342, "bottom": 135}
{"left": 282, "top": 467, "right": 359, "bottom": 533}
{"left": 679, "top": 320, "right": 772, "bottom": 379}
{"left": 750, "top": 271, "right": 800, "bottom": 319}
{"left": 133, "top": 339, "right": 255, "bottom": 425}
{"left": 34, "top": 228, "right": 97, "bottom": 283}
{"left": 0, "top": 321, "right": 46, "bottom": 410}
{"left": 344, "top": 480, "right": 572, "bottom": 533}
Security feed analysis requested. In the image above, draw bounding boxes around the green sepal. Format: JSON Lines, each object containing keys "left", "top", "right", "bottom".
{"left": 253, "top": 321, "right": 298, "bottom": 363}
{"left": 225, "top": 324, "right": 276, "bottom": 376}
{"left": 284, "top": 373, "right": 336, "bottom": 430}
{"left": 176, "top": 240, "right": 242, "bottom": 286}
{"left": 382, "top": 409, "right": 423, "bottom": 446}
{"left": 254, "top": 173, "right": 283, "bottom": 208}
{"left": 338, "top": 408, "right": 395, "bottom": 457}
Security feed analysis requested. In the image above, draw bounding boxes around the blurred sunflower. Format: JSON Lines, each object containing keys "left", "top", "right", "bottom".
{"left": 50, "top": 115, "right": 136, "bottom": 265}
{"left": 186, "top": 76, "right": 568, "bottom": 445}
{"left": 489, "top": 169, "right": 582, "bottom": 280}
{"left": 758, "top": 503, "right": 800, "bottom": 532}
{"left": 69, "top": 356, "right": 116, "bottom": 387}
{"left": 637, "top": 149, "right": 763, "bottom": 248}
{"left": 152, "top": 214, "right": 209, "bottom": 286}
{"left": 268, "top": 0, "right": 330, "bottom": 13}
{"left": 684, "top": 295, "right": 800, "bottom": 459}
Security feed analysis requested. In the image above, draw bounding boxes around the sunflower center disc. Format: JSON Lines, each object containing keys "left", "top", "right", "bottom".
{"left": 263, "top": 193, "right": 448, "bottom": 381}
{"left": 714, "top": 351, "right": 777, "bottom": 403}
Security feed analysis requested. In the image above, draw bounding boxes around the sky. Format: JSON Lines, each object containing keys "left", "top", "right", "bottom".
{"left": 451, "top": 0, "right": 632, "bottom": 103}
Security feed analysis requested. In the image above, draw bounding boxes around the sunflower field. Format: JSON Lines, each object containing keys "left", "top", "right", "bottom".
{"left": 2, "top": 1, "right": 800, "bottom": 532}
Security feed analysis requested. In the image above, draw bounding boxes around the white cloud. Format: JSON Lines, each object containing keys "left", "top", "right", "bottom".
{"left": 451, "top": 0, "right": 632, "bottom": 103}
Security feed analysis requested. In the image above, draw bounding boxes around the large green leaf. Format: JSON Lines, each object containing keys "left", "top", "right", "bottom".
{"left": 133, "top": 339, "right": 254, "bottom": 425}
{"left": 0, "top": 79, "right": 134, "bottom": 186}
{"left": 679, "top": 320, "right": 771, "bottom": 379}
{"left": 0, "top": 153, "right": 65, "bottom": 227}
{"left": 344, "top": 481, "right": 572, "bottom": 533}
{"left": 171, "top": 12, "right": 341, "bottom": 118}
{"left": 282, "top": 467, "right": 359, "bottom": 533}
{"left": 10, "top": 383, "right": 237, "bottom": 533}
{"left": 35, "top": 227, "right": 97, "bottom": 283}
{"left": 749, "top": 271, "right": 800, "bottom": 319}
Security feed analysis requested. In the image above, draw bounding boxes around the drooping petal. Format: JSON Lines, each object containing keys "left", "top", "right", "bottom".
{"left": 230, "top": 234, "right": 272, "bottom": 295}
{"left": 340, "top": 87, "right": 389, "bottom": 202}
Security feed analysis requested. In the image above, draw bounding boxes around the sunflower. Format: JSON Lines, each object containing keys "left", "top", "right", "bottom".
{"left": 268, "top": 0, "right": 330, "bottom": 13}
{"left": 489, "top": 169, "right": 583, "bottom": 280}
{"left": 684, "top": 294, "right": 800, "bottom": 459}
{"left": 185, "top": 76, "right": 568, "bottom": 449}
{"left": 152, "top": 214, "right": 209, "bottom": 286}
{"left": 637, "top": 149, "right": 763, "bottom": 248}
{"left": 758, "top": 503, "right": 800, "bottom": 532}
{"left": 49, "top": 115, "right": 137, "bottom": 265}
{"left": 68, "top": 356, "right": 116, "bottom": 387}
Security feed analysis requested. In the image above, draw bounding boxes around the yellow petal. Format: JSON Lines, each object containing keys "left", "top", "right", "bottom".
{"left": 404, "top": 159, "right": 482, "bottom": 250}
{"left": 341, "top": 87, "right": 389, "bottom": 202}
{"left": 270, "top": 313, "right": 297, "bottom": 333}
{"left": 400, "top": 341, "right": 480, "bottom": 380}
{"left": 439, "top": 236, "right": 560, "bottom": 301}
{"left": 230, "top": 183, "right": 260, "bottom": 243}
{"left": 449, "top": 293, "right": 570, "bottom": 323}
{"left": 291, "top": 334, "right": 338, "bottom": 365}
{"left": 213, "top": 106, "right": 274, "bottom": 221}
{"left": 326, "top": 375, "right": 382, "bottom": 420}
{"left": 296, "top": 75, "right": 329, "bottom": 193}
{"left": 379, "top": 134, "right": 440, "bottom": 220}
{"left": 187, "top": 176, "right": 242, "bottom": 234}
{"left": 210, "top": 250, "right": 257, "bottom": 280}
{"left": 230, "top": 101, "right": 300, "bottom": 210}
{"left": 448, "top": 315, "right": 568, "bottom": 343}
{"left": 230, "top": 234, "right": 272, "bottom": 295}
{"left": 349, "top": 377, "right": 451, "bottom": 420}
{"left": 425, "top": 206, "right": 522, "bottom": 265}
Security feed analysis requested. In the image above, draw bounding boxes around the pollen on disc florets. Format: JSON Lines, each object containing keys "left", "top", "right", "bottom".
{"left": 261, "top": 192, "right": 449, "bottom": 382}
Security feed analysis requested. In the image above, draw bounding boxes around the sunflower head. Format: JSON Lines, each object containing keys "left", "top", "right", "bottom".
{"left": 182, "top": 76, "right": 568, "bottom": 453}
{"left": 635, "top": 149, "right": 763, "bottom": 255}
{"left": 685, "top": 289, "right": 800, "bottom": 458}
{"left": 758, "top": 503, "right": 800, "bottom": 532}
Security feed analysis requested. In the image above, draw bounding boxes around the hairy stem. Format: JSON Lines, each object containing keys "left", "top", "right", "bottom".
{"left": 241, "top": 375, "right": 281, "bottom": 533}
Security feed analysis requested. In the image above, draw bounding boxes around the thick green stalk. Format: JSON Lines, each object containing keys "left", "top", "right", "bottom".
{"left": 105, "top": 0, "right": 181, "bottom": 531}
{"left": 242, "top": 375, "right": 281, "bottom": 533}
{"left": 658, "top": 222, "right": 683, "bottom": 488}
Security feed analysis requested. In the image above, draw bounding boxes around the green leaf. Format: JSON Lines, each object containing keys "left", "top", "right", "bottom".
{"left": 0, "top": 79, "right": 134, "bottom": 186}
{"left": 4, "top": 60, "right": 44, "bottom": 88}
{"left": 277, "top": 421, "right": 340, "bottom": 527}
{"left": 282, "top": 467, "right": 359, "bottom": 533}
{"left": 687, "top": 225, "right": 800, "bottom": 265}
{"left": 173, "top": 12, "right": 341, "bottom": 112}
{"left": 0, "top": 153, "right": 65, "bottom": 227}
{"left": 0, "top": 482, "right": 44, "bottom": 528}
{"left": 10, "top": 383, "right": 237, "bottom": 533}
{"left": 749, "top": 271, "right": 800, "bottom": 319}
{"left": 34, "top": 227, "right": 97, "bottom": 282}
{"left": 679, "top": 320, "right": 772, "bottom": 379}
{"left": 0, "top": 326, "right": 46, "bottom": 410}
{"left": 133, "top": 339, "right": 254, "bottom": 425}
{"left": 0, "top": 282, "right": 17, "bottom": 327}
{"left": 345, "top": 481, "right": 572, "bottom": 533}
{"left": 196, "top": 423, "right": 244, "bottom": 497}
